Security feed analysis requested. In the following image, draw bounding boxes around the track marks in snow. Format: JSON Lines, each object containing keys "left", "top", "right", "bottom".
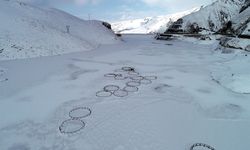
{"left": 71, "top": 58, "right": 116, "bottom": 66}
{"left": 69, "top": 70, "right": 98, "bottom": 81}
{"left": 196, "top": 87, "right": 213, "bottom": 94}
{"left": 0, "top": 68, "right": 8, "bottom": 83}
{"left": 67, "top": 63, "right": 99, "bottom": 81}
{"left": 199, "top": 103, "right": 244, "bottom": 119}
{"left": 153, "top": 83, "right": 193, "bottom": 104}
{"left": 7, "top": 143, "right": 30, "bottom": 150}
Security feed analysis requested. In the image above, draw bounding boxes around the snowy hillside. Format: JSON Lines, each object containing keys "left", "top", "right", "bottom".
{"left": 0, "top": 0, "right": 119, "bottom": 60}
{"left": 111, "top": 8, "right": 200, "bottom": 34}
{"left": 167, "top": 0, "right": 245, "bottom": 33}
{"left": 218, "top": 3, "right": 250, "bottom": 51}
{"left": 231, "top": 6, "right": 250, "bottom": 36}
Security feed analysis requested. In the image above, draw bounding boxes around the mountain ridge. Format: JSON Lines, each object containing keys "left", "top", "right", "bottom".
{"left": 111, "top": 7, "right": 201, "bottom": 34}
{"left": 112, "top": 0, "right": 248, "bottom": 35}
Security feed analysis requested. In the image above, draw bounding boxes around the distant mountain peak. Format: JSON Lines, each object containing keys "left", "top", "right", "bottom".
{"left": 111, "top": 7, "right": 200, "bottom": 34}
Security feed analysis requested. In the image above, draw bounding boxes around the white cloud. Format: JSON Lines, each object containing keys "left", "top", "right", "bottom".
{"left": 19, "top": 0, "right": 101, "bottom": 6}
{"left": 141, "top": 0, "right": 211, "bottom": 11}
{"left": 142, "top": 0, "right": 163, "bottom": 5}
{"left": 74, "top": 0, "right": 101, "bottom": 5}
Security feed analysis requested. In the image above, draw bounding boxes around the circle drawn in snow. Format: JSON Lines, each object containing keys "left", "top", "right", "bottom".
{"left": 144, "top": 76, "right": 157, "bottom": 80}
{"left": 190, "top": 143, "right": 215, "bottom": 150}
{"left": 128, "top": 71, "right": 139, "bottom": 76}
{"left": 113, "top": 90, "right": 128, "bottom": 97}
{"left": 124, "top": 86, "right": 139, "bottom": 92}
{"left": 104, "top": 85, "right": 120, "bottom": 92}
{"left": 130, "top": 76, "right": 144, "bottom": 81}
{"left": 140, "top": 79, "right": 152, "bottom": 85}
{"left": 0, "top": 78, "right": 8, "bottom": 82}
{"left": 59, "top": 119, "right": 85, "bottom": 134}
{"left": 126, "top": 81, "right": 141, "bottom": 87}
{"left": 69, "top": 107, "right": 91, "bottom": 119}
{"left": 122, "top": 67, "right": 135, "bottom": 72}
{"left": 0, "top": 71, "right": 4, "bottom": 76}
{"left": 114, "top": 75, "right": 127, "bottom": 80}
{"left": 104, "top": 73, "right": 118, "bottom": 78}
{"left": 96, "top": 91, "right": 112, "bottom": 97}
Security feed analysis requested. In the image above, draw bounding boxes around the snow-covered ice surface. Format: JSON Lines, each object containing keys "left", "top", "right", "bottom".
{"left": 1, "top": 35, "right": 250, "bottom": 150}
{"left": 211, "top": 49, "right": 250, "bottom": 94}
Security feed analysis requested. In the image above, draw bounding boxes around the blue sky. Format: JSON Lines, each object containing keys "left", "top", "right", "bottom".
{"left": 24, "top": 0, "right": 212, "bottom": 22}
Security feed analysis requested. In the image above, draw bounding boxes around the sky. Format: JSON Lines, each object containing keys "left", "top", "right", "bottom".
{"left": 22, "top": 0, "right": 213, "bottom": 22}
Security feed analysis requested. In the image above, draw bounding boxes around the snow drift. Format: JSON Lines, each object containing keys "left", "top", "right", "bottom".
{"left": 0, "top": 0, "right": 119, "bottom": 60}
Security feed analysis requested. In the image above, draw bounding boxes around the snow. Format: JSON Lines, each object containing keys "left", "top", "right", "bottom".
{"left": 1, "top": 0, "right": 250, "bottom": 149}
{"left": 1, "top": 34, "right": 250, "bottom": 150}
{"left": 0, "top": 0, "right": 119, "bottom": 60}
{"left": 111, "top": 8, "right": 200, "bottom": 34}
{"left": 211, "top": 50, "right": 250, "bottom": 94}
{"left": 220, "top": 37, "right": 250, "bottom": 51}
{"left": 219, "top": 74, "right": 250, "bottom": 93}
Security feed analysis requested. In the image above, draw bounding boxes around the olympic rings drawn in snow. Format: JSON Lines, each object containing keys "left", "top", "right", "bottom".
{"left": 0, "top": 69, "right": 8, "bottom": 83}
{"left": 130, "top": 75, "right": 144, "bottom": 81}
{"left": 97, "top": 66, "right": 157, "bottom": 98}
{"left": 126, "top": 81, "right": 141, "bottom": 87}
{"left": 113, "top": 90, "right": 128, "bottom": 97}
{"left": 123, "top": 86, "right": 139, "bottom": 92}
{"left": 128, "top": 71, "right": 139, "bottom": 76}
{"left": 121, "top": 66, "right": 135, "bottom": 72}
{"left": 69, "top": 107, "right": 92, "bottom": 119}
{"left": 59, "top": 107, "right": 92, "bottom": 134}
{"left": 104, "top": 85, "right": 120, "bottom": 92}
{"left": 190, "top": 143, "right": 215, "bottom": 150}
{"left": 0, "top": 70, "right": 4, "bottom": 76}
{"left": 0, "top": 78, "right": 8, "bottom": 82}
{"left": 104, "top": 73, "right": 118, "bottom": 78}
{"left": 96, "top": 90, "right": 113, "bottom": 97}
{"left": 59, "top": 119, "right": 86, "bottom": 134}
{"left": 114, "top": 75, "right": 128, "bottom": 80}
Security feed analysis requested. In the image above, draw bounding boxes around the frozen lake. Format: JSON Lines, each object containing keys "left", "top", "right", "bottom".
{"left": 0, "top": 35, "right": 250, "bottom": 150}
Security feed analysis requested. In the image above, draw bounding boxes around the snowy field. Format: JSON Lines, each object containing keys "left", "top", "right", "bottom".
{"left": 0, "top": 35, "right": 250, "bottom": 150}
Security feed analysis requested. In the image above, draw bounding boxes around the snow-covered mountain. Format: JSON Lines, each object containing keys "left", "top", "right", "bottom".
{"left": 231, "top": 2, "right": 250, "bottom": 36}
{"left": 219, "top": 3, "right": 250, "bottom": 51}
{"left": 112, "top": 0, "right": 248, "bottom": 35}
{"left": 0, "top": 0, "right": 119, "bottom": 60}
{"left": 166, "top": 0, "right": 245, "bottom": 33}
{"left": 111, "top": 8, "right": 200, "bottom": 34}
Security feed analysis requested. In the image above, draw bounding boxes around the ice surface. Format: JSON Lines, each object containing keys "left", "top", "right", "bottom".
{"left": 1, "top": 35, "right": 250, "bottom": 150}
